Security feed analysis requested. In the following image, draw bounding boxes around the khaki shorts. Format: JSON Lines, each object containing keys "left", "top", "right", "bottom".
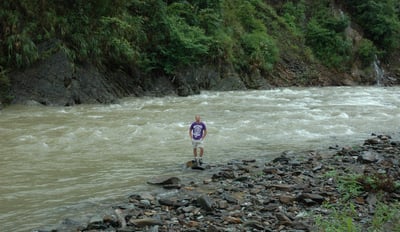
{"left": 192, "top": 139, "right": 204, "bottom": 148}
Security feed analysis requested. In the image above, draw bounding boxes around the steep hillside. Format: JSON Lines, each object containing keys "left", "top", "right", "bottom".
{"left": 0, "top": 0, "right": 399, "bottom": 106}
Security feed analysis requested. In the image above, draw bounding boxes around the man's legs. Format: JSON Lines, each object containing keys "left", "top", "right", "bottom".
{"left": 198, "top": 147, "right": 204, "bottom": 165}
{"left": 192, "top": 141, "right": 204, "bottom": 165}
{"left": 193, "top": 148, "right": 197, "bottom": 159}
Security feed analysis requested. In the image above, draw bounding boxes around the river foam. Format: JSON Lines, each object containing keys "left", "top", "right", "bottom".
{"left": 1, "top": 86, "right": 399, "bottom": 231}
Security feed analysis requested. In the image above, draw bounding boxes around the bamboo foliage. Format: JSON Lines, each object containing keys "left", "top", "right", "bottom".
{"left": 0, "top": 0, "right": 399, "bottom": 76}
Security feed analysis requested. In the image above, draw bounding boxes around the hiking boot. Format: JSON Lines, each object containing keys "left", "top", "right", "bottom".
{"left": 199, "top": 158, "right": 203, "bottom": 165}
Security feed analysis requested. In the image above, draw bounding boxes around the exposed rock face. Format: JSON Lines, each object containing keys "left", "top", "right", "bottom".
{"left": 11, "top": 50, "right": 75, "bottom": 106}
{"left": 10, "top": 49, "right": 144, "bottom": 106}
{"left": 8, "top": 43, "right": 400, "bottom": 106}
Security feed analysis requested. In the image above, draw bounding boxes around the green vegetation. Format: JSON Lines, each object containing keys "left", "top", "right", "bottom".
{"left": 337, "top": 174, "right": 364, "bottom": 201}
{"left": 302, "top": 1, "right": 352, "bottom": 69}
{"left": 315, "top": 202, "right": 360, "bottom": 232}
{"left": 0, "top": 0, "right": 400, "bottom": 102}
{"left": 357, "top": 39, "right": 378, "bottom": 67}
{"left": 316, "top": 199, "right": 400, "bottom": 232}
{"left": 315, "top": 170, "right": 400, "bottom": 231}
{"left": 344, "top": 0, "right": 400, "bottom": 54}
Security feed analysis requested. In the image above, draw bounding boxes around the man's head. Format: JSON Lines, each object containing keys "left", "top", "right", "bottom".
{"left": 195, "top": 115, "right": 201, "bottom": 122}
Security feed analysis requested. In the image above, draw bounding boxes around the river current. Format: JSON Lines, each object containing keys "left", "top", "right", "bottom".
{"left": 1, "top": 86, "right": 399, "bottom": 231}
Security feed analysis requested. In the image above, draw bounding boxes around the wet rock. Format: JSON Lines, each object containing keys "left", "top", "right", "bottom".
{"left": 223, "top": 216, "right": 242, "bottom": 224}
{"left": 273, "top": 155, "right": 291, "bottom": 164}
{"left": 103, "top": 214, "right": 120, "bottom": 228}
{"left": 222, "top": 193, "right": 240, "bottom": 204}
{"left": 312, "top": 163, "right": 323, "bottom": 172}
{"left": 366, "top": 193, "right": 377, "bottom": 211}
{"left": 158, "top": 198, "right": 188, "bottom": 208}
{"left": 128, "top": 218, "right": 163, "bottom": 227}
{"left": 364, "top": 138, "right": 382, "bottom": 145}
{"left": 275, "top": 210, "right": 293, "bottom": 225}
{"left": 147, "top": 176, "right": 181, "bottom": 185}
{"left": 86, "top": 215, "right": 109, "bottom": 230}
{"left": 139, "top": 199, "right": 151, "bottom": 207}
{"left": 43, "top": 133, "right": 400, "bottom": 232}
{"left": 147, "top": 176, "right": 181, "bottom": 189}
{"left": 297, "top": 193, "right": 325, "bottom": 205}
{"left": 291, "top": 220, "right": 311, "bottom": 231}
{"left": 279, "top": 194, "right": 297, "bottom": 205}
{"left": 243, "top": 220, "right": 264, "bottom": 230}
{"left": 263, "top": 166, "right": 280, "bottom": 174}
{"left": 196, "top": 195, "right": 214, "bottom": 212}
{"left": 115, "top": 208, "right": 127, "bottom": 229}
{"left": 216, "top": 200, "right": 229, "bottom": 209}
{"left": 358, "top": 151, "right": 380, "bottom": 163}
{"left": 162, "top": 183, "right": 182, "bottom": 189}
{"left": 242, "top": 159, "right": 256, "bottom": 163}
{"left": 269, "top": 184, "right": 297, "bottom": 192}
{"left": 206, "top": 224, "right": 225, "bottom": 232}
{"left": 212, "top": 169, "right": 236, "bottom": 180}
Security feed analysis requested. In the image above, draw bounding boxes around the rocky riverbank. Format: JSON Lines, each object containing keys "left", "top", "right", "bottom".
{"left": 38, "top": 134, "right": 400, "bottom": 232}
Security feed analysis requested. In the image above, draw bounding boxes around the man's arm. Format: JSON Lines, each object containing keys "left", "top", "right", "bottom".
{"left": 202, "top": 129, "right": 207, "bottom": 140}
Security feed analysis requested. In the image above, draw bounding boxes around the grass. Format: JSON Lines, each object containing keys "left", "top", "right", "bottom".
{"left": 315, "top": 202, "right": 360, "bottom": 232}
{"left": 314, "top": 170, "right": 400, "bottom": 231}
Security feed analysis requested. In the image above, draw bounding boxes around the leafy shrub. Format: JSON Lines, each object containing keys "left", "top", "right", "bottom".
{"left": 357, "top": 39, "right": 378, "bottom": 67}
{"left": 281, "top": 1, "right": 306, "bottom": 35}
{"left": 235, "top": 1, "right": 266, "bottom": 33}
{"left": 0, "top": 8, "right": 39, "bottom": 69}
{"left": 4, "top": 33, "right": 39, "bottom": 68}
{"left": 356, "top": 172, "right": 398, "bottom": 193}
{"left": 197, "top": 8, "right": 223, "bottom": 34}
{"left": 166, "top": 2, "right": 197, "bottom": 26}
{"left": 207, "top": 30, "right": 235, "bottom": 65}
{"left": 219, "top": 0, "right": 279, "bottom": 72}
{"left": 305, "top": 18, "right": 351, "bottom": 69}
{"left": 344, "top": 0, "right": 400, "bottom": 52}
{"left": 97, "top": 16, "right": 144, "bottom": 69}
{"left": 357, "top": 1, "right": 400, "bottom": 51}
{"left": 148, "top": 14, "right": 210, "bottom": 74}
{"left": 240, "top": 31, "right": 278, "bottom": 71}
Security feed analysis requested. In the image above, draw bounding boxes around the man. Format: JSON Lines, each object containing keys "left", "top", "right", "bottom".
{"left": 189, "top": 115, "right": 207, "bottom": 165}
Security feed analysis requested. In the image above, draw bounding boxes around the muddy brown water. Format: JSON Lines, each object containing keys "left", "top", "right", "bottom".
{"left": 1, "top": 86, "right": 399, "bottom": 231}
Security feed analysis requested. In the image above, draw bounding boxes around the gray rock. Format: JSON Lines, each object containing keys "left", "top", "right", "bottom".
{"left": 359, "top": 151, "right": 379, "bottom": 163}
{"left": 197, "top": 195, "right": 214, "bottom": 212}
{"left": 128, "top": 218, "right": 162, "bottom": 227}
{"left": 147, "top": 176, "right": 181, "bottom": 186}
{"left": 42, "top": 133, "right": 400, "bottom": 232}
{"left": 297, "top": 193, "right": 325, "bottom": 204}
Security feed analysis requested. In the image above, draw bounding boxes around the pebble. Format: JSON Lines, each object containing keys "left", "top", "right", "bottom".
{"left": 39, "top": 134, "right": 400, "bottom": 231}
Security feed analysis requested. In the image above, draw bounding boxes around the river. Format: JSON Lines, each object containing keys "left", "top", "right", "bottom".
{"left": 1, "top": 86, "right": 399, "bottom": 231}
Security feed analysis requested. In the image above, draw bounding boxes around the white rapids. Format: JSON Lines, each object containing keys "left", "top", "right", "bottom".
{"left": 0, "top": 86, "right": 399, "bottom": 231}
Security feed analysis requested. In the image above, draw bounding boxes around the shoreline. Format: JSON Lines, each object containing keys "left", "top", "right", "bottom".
{"left": 37, "top": 133, "right": 400, "bottom": 231}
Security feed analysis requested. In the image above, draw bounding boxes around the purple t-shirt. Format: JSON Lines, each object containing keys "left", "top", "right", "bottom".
{"left": 190, "top": 122, "right": 206, "bottom": 140}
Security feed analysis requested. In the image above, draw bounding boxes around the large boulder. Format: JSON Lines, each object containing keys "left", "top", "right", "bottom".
{"left": 10, "top": 49, "right": 77, "bottom": 106}
{"left": 10, "top": 42, "right": 143, "bottom": 106}
{"left": 10, "top": 50, "right": 123, "bottom": 106}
